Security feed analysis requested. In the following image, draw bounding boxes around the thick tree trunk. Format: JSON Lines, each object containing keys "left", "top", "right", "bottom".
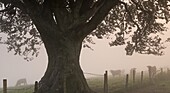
{"left": 36, "top": 36, "right": 94, "bottom": 93}
{"left": 27, "top": 5, "right": 96, "bottom": 92}
{"left": 26, "top": 1, "right": 120, "bottom": 92}
{"left": 25, "top": 0, "right": 120, "bottom": 92}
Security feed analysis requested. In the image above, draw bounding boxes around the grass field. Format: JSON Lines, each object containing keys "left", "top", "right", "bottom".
{"left": 87, "top": 75, "right": 151, "bottom": 93}
{"left": 126, "top": 80, "right": 170, "bottom": 93}
{"left": 0, "top": 85, "right": 34, "bottom": 93}
{"left": 87, "top": 73, "right": 170, "bottom": 93}
{"left": 0, "top": 74, "right": 170, "bottom": 93}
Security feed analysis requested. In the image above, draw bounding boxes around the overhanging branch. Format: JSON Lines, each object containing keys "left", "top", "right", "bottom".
{"left": 121, "top": 1, "right": 157, "bottom": 53}
{"left": 22, "top": 0, "right": 40, "bottom": 11}
{"left": 120, "top": 1, "right": 143, "bottom": 51}
{"left": 120, "top": 1, "right": 141, "bottom": 31}
{"left": 0, "top": 0, "right": 21, "bottom": 4}
{"left": 73, "top": 0, "right": 83, "bottom": 18}
{"left": 0, "top": 0, "right": 24, "bottom": 7}
{"left": 0, "top": 5, "right": 14, "bottom": 12}
{"left": 78, "top": 0, "right": 120, "bottom": 39}
{"left": 68, "top": 0, "right": 105, "bottom": 30}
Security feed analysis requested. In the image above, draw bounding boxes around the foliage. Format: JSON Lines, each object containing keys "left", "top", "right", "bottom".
{"left": 0, "top": 0, "right": 170, "bottom": 60}
{"left": 0, "top": 2, "right": 42, "bottom": 61}
{"left": 93, "top": 0, "right": 170, "bottom": 55}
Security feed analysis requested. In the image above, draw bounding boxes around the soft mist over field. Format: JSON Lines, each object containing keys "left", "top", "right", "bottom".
{"left": 0, "top": 37, "right": 170, "bottom": 87}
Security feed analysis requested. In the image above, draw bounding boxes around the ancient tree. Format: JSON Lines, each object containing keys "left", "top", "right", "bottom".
{"left": 0, "top": 0, "right": 169, "bottom": 93}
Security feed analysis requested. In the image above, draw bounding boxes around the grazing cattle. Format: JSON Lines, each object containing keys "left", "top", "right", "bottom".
{"left": 110, "top": 70, "right": 124, "bottom": 77}
{"left": 167, "top": 68, "right": 170, "bottom": 76}
{"left": 15, "top": 78, "right": 27, "bottom": 86}
{"left": 167, "top": 68, "right": 170, "bottom": 73}
{"left": 147, "top": 66, "right": 157, "bottom": 79}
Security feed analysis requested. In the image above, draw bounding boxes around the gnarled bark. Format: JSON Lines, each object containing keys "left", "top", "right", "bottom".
{"left": 24, "top": 1, "right": 120, "bottom": 93}
{"left": 36, "top": 34, "right": 94, "bottom": 93}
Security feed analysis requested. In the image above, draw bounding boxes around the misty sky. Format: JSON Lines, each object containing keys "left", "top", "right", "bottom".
{"left": 0, "top": 38, "right": 170, "bottom": 87}
{"left": 0, "top": 26, "right": 170, "bottom": 87}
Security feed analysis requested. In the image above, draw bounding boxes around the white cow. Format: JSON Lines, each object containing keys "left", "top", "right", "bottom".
{"left": 110, "top": 70, "right": 124, "bottom": 77}
{"left": 15, "top": 78, "right": 27, "bottom": 86}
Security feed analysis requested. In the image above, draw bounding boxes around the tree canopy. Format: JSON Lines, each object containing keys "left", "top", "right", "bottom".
{"left": 1, "top": 0, "right": 170, "bottom": 93}
{"left": 92, "top": 0, "right": 170, "bottom": 56}
{"left": 0, "top": 0, "right": 170, "bottom": 60}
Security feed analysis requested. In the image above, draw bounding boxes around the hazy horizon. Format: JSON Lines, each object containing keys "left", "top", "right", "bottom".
{"left": 1, "top": 24, "right": 170, "bottom": 87}
{"left": 0, "top": 37, "right": 170, "bottom": 87}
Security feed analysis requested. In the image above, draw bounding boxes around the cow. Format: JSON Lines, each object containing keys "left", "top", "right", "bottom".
{"left": 110, "top": 70, "right": 124, "bottom": 77}
{"left": 167, "top": 68, "right": 170, "bottom": 74}
{"left": 15, "top": 78, "right": 27, "bottom": 86}
{"left": 147, "top": 66, "right": 157, "bottom": 79}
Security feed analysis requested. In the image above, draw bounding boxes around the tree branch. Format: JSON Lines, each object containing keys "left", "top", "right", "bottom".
{"left": 79, "top": 0, "right": 93, "bottom": 15}
{"left": 73, "top": 0, "right": 83, "bottom": 18}
{"left": 121, "top": 1, "right": 157, "bottom": 53}
{"left": 131, "top": 0, "right": 150, "bottom": 13}
{"left": 53, "top": 8, "right": 71, "bottom": 32}
{"left": 79, "top": 0, "right": 120, "bottom": 39}
{"left": 121, "top": 1, "right": 141, "bottom": 31}
{"left": 68, "top": 0, "right": 105, "bottom": 30}
{"left": 0, "top": 5, "right": 14, "bottom": 12}
{"left": 0, "top": 0, "right": 24, "bottom": 10}
{"left": 120, "top": 1, "right": 141, "bottom": 49}
{"left": 22, "top": 0, "right": 41, "bottom": 13}
{"left": 48, "top": 0, "right": 74, "bottom": 32}
{"left": 0, "top": 0, "right": 20, "bottom": 4}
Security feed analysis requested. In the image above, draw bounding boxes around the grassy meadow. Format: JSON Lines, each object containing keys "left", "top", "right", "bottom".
{"left": 0, "top": 72, "right": 170, "bottom": 93}
{"left": 0, "top": 85, "right": 34, "bottom": 93}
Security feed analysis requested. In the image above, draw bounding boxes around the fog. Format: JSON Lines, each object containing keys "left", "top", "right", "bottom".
{"left": 0, "top": 37, "right": 170, "bottom": 87}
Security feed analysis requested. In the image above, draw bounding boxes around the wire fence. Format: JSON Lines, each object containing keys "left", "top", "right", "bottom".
{"left": 0, "top": 72, "right": 103, "bottom": 93}
{"left": 0, "top": 72, "right": 105, "bottom": 93}
{"left": 0, "top": 68, "right": 170, "bottom": 93}
{"left": 84, "top": 72, "right": 104, "bottom": 77}
{"left": 0, "top": 85, "right": 34, "bottom": 93}
{"left": 8, "top": 86, "right": 33, "bottom": 93}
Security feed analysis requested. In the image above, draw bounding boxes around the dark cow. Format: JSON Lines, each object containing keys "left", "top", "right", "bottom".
{"left": 147, "top": 66, "right": 157, "bottom": 79}
{"left": 110, "top": 70, "right": 124, "bottom": 77}
{"left": 167, "top": 68, "right": 170, "bottom": 73}
{"left": 15, "top": 78, "right": 27, "bottom": 86}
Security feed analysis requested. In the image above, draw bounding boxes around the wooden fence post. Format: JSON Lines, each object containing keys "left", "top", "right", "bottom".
{"left": 3, "top": 79, "right": 7, "bottom": 93}
{"left": 34, "top": 81, "right": 38, "bottom": 93}
{"left": 141, "top": 71, "right": 143, "bottom": 84}
{"left": 167, "top": 68, "right": 170, "bottom": 75}
{"left": 104, "top": 71, "right": 108, "bottom": 93}
{"left": 160, "top": 68, "right": 163, "bottom": 75}
{"left": 148, "top": 68, "right": 152, "bottom": 83}
{"left": 160, "top": 68, "right": 164, "bottom": 80}
{"left": 132, "top": 70, "right": 136, "bottom": 84}
{"left": 167, "top": 68, "right": 170, "bottom": 79}
{"left": 125, "top": 74, "right": 129, "bottom": 88}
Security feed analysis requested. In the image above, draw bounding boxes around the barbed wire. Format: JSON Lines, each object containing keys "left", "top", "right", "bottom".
{"left": 6, "top": 86, "right": 33, "bottom": 92}
{"left": 84, "top": 72, "right": 104, "bottom": 76}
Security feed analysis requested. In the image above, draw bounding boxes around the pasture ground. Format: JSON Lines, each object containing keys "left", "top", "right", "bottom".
{"left": 0, "top": 75, "right": 170, "bottom": 93}
{"left": 126, "top": 80, "right": 170, "bottom": 93}
{"left": 87, "top": 74, "right": 170, "bottom": 93}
